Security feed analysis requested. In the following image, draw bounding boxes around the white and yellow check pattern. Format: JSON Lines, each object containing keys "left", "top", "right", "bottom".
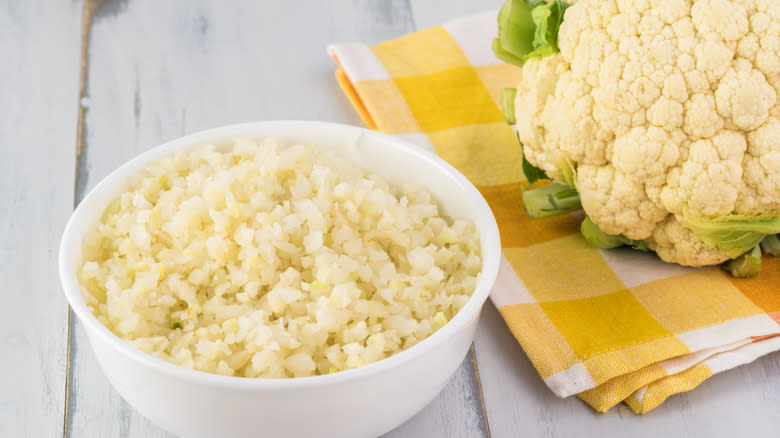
{"left": 328, "top": 12, "right": 780, "bottom": 414}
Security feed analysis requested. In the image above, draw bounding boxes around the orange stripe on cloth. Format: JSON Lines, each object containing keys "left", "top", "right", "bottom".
{"left": 752, "top": 333, "right": 780, "bottom": 343}
{"left": 728, "top": 256, "right": 780, "bottom": 319}
{"left": 476, "top": 182, "right": 582, "bottom": 248}
{"left": 334, "top": 68, "right": 377, "bottom": 130}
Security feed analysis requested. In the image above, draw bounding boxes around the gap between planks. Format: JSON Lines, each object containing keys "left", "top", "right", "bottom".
{"left": 470, "top": 343, "right": 492, "bottom": 437}
{"left": 64, "top": 1, "right": 101, "bottom": 437}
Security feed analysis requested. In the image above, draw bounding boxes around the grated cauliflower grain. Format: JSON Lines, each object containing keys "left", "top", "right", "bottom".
{"left": 78, "top": 138, "right": 481, "bottom": 378}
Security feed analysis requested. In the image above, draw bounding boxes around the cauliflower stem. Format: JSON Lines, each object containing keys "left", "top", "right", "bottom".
{"left": 723, "top": 246, "right": 763, "bottom": 278}
{"left": 581, "top": 216, "right": 650, "bottom": 252}
{"left": 500, "top": 88, "right": 517, "bottom": 125}
{"left": 493, "top": 0, "right": 570, "bottom": 66}
{"left": 683, "top": 207, "right": 780, "bottom": 258}
{"left": 522, "top": 183, "right": 582, "bottom": 218}
{"left": 761, "top": 234, "right": 780, "bottom": 256}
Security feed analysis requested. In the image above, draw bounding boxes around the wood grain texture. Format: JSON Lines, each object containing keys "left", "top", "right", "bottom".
{"left": 384, "top": 352, "right": 489, "bottom": 438}
{"left": 409, "top": 0, "right": 503, "bottom": 29}
{"left": 66, "top": 1, "right": 487, "bottom": 437}
{"left": 0, "top": 1, "right": 82, "bottom": 437}
{"left": 474, "top": 300, "right": 780, "bottom": 438}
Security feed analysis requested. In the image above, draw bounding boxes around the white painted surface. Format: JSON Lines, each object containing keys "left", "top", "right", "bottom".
{"left": 3, "top": 0, "right": 779, "bottom": 437}
{"left": 410, "top": 0, "right": 503, "bottom": 29}
{"left": 0, "top": 1, "right": 82, "bottom": 437}
{"left": 474, "top": 300, "right": 780, "bottom": 438}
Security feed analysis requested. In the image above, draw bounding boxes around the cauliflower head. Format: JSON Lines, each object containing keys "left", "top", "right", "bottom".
{"left": 508, "top": 0, "right": 780, "bottom": 267}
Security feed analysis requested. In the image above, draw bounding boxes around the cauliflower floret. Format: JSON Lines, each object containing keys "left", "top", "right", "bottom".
{"left": 647, "top": 216, "right": 729, "bottom": 266}
{"left": 513, "top": 0, "right": 780, "bottom": 267}
{"left": 514, "top": 54, "right": 572, "bottom": 181}
{"left": 715, "top": 62, "right": 776, "bottom": 131}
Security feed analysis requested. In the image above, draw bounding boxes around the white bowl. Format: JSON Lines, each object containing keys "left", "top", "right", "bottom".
{"left": 59, "top": 121, "right": 501, "bottom": 438}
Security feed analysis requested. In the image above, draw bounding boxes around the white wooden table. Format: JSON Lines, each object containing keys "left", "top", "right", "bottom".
{"left": 3, "top": 1, "right": 779, "bottom": 437}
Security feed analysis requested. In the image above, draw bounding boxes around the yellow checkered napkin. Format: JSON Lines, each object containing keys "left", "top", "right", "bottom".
{"left": 328, "top": 12, "right": 780, "bottom": 414}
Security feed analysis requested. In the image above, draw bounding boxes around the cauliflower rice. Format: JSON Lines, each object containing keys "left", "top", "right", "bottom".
{"left": 78, "top": 138, "right": 481, "bottom": 378}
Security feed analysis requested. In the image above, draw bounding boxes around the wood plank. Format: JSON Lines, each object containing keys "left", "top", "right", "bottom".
{"left": 0, "top": 1, "right": 82, "bottom": 436}
{"left": 474, "top": 299, "right": 780, "bottom": 438}
{"left": 384, "top": 351, "right": 489, "bottom": 438}
{"left": 409, "top": 0, "right": 503, "bottom": 29}
{"left": 66, "top": 1, "right": 487, "bottom": 436}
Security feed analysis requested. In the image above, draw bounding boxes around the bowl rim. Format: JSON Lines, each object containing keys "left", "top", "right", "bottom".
{"left": 59, "top": 120, "right": 501, "bottom": 390}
